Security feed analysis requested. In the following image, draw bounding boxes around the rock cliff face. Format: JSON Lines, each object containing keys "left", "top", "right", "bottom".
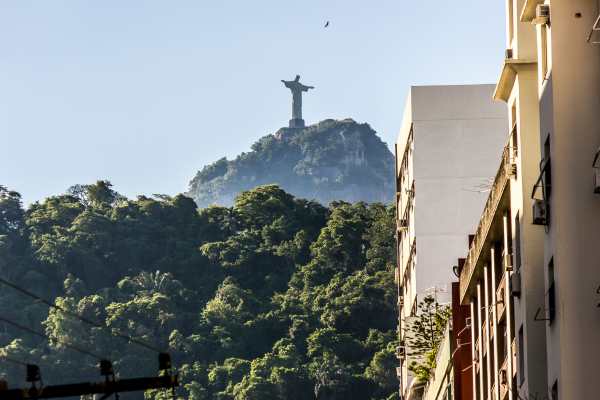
{"left": 187, "top": 119, "right": 395, "bottom": 207}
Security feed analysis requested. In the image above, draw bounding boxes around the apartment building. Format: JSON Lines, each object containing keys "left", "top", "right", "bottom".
{"left": 459, "top": 2, "right": 549, "bottom": 400}
{"left": 395, "top": 85, "right": 507, "bottom": 399}
{"left": 521, "top": 1, "right": 600, "bottom": 399}
{"left": 460, "top": 1, "right": 600, "bottom": 399}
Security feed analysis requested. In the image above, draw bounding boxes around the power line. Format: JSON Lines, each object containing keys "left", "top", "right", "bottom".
{"left": 0, "top": 315, "right": 103, "bottom": 361}
{"left": 0, "top": 276, "right": 164, "bottom": 353}
{"left": 0, "top": 354, "right": 29, "bottom": 367}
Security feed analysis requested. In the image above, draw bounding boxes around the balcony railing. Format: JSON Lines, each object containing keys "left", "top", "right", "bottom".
{"left": 496, "top": 274, "right": 506, "bottom": 321}
{"left": 399, "top": 238, "right": 416, "bottom": 287}
{"left": 460, "top": 146, "right": 513, "bottom": 303}
{"left": 499, "top": 358, "right": 509, "bottom": 400}
{"left": 512, "top": 338, "right": 517, "bottom": 378}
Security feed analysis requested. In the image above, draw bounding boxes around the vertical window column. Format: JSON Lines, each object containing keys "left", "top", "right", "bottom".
{"left": 491, "top": 245, "right": 501, "bottom": 400}
{"left": 470, "top": 300, "right": 478, "bottom": 400}
{"left": 477, "top": 284, "right": 485, "bottom": 400}
{"left": 484, "top": 265, "right": 492, "bottom": 400}
{"left": 547, "top": 258, "right": 556, "bottom": 324}
{"left": 503, "top": 212, "right": 515, "bottom": 400}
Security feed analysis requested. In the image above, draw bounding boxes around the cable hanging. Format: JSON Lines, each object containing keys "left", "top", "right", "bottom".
{"left": 0, "top": 315, "right": 103, "bottom": 361}
{"left": 0, "top": 354, "right": 30, "bottom": 367}
{"left": 0, "top": 283, "right": 178, "bottom": 400}
{"left": 0, "top": 276, "right": 164, "bottom": 354}
{"left": 0, "top": 316, "right": 177, "bottom": 388}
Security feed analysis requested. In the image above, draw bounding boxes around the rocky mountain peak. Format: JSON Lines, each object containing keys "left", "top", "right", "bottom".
{"left": 187, "top": 119, "right": 395, "bottom": 208}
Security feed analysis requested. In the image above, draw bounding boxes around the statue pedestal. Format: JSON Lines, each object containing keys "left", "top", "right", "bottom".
{"left": 289, "top": 118, "right": 305, "bottom": 129}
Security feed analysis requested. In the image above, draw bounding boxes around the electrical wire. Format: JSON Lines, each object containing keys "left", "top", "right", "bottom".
{"left": 0, "top": 277, "right": 164, "bottom": 353}
{"left": 0, "top": 354, "right": 29, "bottom": 367}
{"left": 0, "top": 315, "right": 103, "bottom": 361}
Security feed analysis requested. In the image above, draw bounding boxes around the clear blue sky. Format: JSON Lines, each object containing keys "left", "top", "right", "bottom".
{"left": 0, "top": 1, "right": 506, "bottom": 205}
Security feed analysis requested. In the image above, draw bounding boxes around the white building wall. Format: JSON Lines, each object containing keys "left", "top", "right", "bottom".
{"left": 396, "top": 84, "right": 508, "bottom": 398}
{"left": 402, "top": 85, "right": 508, "bottom": 306}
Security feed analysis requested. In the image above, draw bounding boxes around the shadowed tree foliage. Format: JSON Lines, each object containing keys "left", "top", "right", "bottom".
{"left": 404, "top": 295, "right": 451, "bottom": 383}
{"left": 0, "top": 182, "right": 398, "bottom": 400}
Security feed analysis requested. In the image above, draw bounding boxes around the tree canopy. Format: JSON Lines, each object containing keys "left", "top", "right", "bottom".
{"left": 0, "top": 182, "right": 398, "bottom": 400}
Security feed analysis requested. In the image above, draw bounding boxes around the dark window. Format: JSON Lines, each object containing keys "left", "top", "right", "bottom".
{"left": 515, "top": 212, "right": 521, "bottom": 270}
{"left": 511, "top": 122, "right": 519, "bottom": 157}
{"left": 543, "top": 136, "right": 552, "bottom": 199}
{"left": 518, "top": 325, "right": 525, "bottom": 385}
{"left": 548, "top": 258, "right": 556, "bottom": 324}
{"left": 551, "top": 380, "right": 558, "bottom": 400}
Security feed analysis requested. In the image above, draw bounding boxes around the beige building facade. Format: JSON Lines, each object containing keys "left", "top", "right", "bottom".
{"left": 460, "top": 1, "right": 600, "bottom": 400}
{"left": 522, "top": 1, "right": 600, "bottom": 399}
{"left": 460, "top": 1, "right": 549, "bottom": 400}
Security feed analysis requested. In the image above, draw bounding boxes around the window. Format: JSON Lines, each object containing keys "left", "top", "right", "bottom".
{"left": 508, "top": 0, "right": 515, "bottom": 45}
{"left": 511, "top": 102, "right": 517, "bottom": 129}
{"left": 511, "top": 103, "right": 518, "bottom": 159}
{"left": 514, "top": 212, "right": 521, "bottom": 270}
{"left": 540, "top": 24, "right": 550, "bottom": 81}
{"left": 533, "top": 136, "right": 552, "bottom": 219}
{"left": 518, "top": 325, "right": 525, "bottom": 385}
{"left": 547, "top": 258, "right": 556, "bottom": 324}
{"left": 551, "top": 380, "right": 558, "bottom": 400}
{"left": 543, "top": 136, "right": 552, "bottom": 198}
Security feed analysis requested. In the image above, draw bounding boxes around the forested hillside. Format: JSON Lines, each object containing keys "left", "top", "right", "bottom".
{"left": 0, "top": 182, "right": 398, "bottom": 400}
{"left": 187, "top": 119, "right": 395, "bottom": 208}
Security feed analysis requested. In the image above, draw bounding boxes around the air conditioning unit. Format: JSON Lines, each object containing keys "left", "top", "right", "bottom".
{"left": 505, "top": 48, "right": 513, "bottom": 59}
{"left": 532, "top": 199, "right": 548, "bottom": 225}
{"left": 511, "top": 272, "right": 522, "bottom": 297}
{"left": 504, "top": 253, "right": 513, "bottom": 272}
{"left": 534, "top": 4, "right": 550, "bottom": 25}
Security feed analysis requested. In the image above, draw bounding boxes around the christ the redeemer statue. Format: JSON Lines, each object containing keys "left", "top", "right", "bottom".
{"left": 281, "top": 75, "right": 314, "bottom": 128}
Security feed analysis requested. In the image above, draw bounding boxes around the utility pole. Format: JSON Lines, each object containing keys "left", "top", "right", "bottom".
{"left": 0, "top": 354, "right": 178, "bottom": 400}
{"left": 1, "top": 375, "right": 178, "bottom": 400}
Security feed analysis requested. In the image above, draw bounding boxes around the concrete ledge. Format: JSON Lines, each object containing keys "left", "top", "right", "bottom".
{"left": 520, "top": 0, "right": 544, "bottom": 22}
{"left": 493, "top": 59, "right": 537, "bottom": 102}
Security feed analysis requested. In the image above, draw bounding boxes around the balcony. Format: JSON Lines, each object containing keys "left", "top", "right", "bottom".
{"left": 399, "top": 238, "right": 416, "bottom": 286}
{"left": 499, "top": 358, "right": 509, "bottom": 400}
{"left": 482, "top": 325, "right": 487, "bottom": 356}
{"left": 474, "top": 337, "right": 481, "bottom": 372}
{"left": 460, "top": 146, "right": 513, "bottom": 304}
{"left": 512, "top": 339, "right": 518, "bottom": 378}
{"left": 496, "top": 274, "right": 506, "bottom": 321}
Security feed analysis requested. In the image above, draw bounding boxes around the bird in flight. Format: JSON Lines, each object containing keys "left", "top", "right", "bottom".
{"left": 324, "top": 21, "right": 330, "bottom": 28}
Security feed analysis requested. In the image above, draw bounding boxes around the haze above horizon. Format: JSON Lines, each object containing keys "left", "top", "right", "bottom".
{"left": 0, "top": 1, "right": 506, "bottom": 204}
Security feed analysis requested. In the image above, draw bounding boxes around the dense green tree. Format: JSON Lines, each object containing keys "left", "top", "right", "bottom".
{"left": 0, "top": 184, "right": 397, "bottom": 399}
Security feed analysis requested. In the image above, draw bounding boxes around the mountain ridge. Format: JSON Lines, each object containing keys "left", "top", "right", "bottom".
{"left": 187, "top": 119, "right": 395, "bottom": 207}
